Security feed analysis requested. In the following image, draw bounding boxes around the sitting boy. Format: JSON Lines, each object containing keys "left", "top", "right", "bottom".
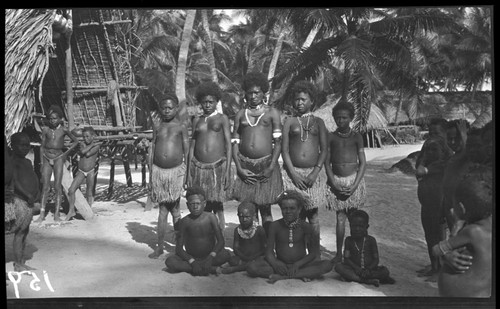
{"left": 334, "top": 209, "right": 395, "bottom": 287}
{"left": 165, "top": 186, "right": 231, "bottom": 276}
{"left": 433, "top": 165, "right": 492, "bottom": 297}
{"left": 246, "top": 190, "right": 333, "bottom": 283}
{"left": 221, "top": 201, "right": 267, "bottom": 274}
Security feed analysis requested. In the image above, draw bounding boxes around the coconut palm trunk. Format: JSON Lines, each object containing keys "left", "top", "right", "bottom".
{"left": 176, "top": 9, "right": 196, "bottom": 104}
{"left": 267, "top": 32, "right": 285, "bottom": 104}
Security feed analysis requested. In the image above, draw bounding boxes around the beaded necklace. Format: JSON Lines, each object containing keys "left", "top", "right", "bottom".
{"left": 237, "top": 221, "right": 258, "bottom": 239}
{"left": 353, "top": 236, "right": 366, "bottom": 268}
{"left": 335, "top": 128, "right": 352, "bottom": 138}
{"left": 50, "top": 124, "right": 61, "bottom": 139}
{"left": 245, "top": 104, "right": 265, "bottom": 127}
{"left": 284, "top": 218, "right": 302, "bottom": 248}
{"left": 296, "top": 113, "right": 314, "bottom": 142}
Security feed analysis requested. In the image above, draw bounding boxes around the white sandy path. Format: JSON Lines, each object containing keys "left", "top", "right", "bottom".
{"left": 6, "top": 143, "right": 442, "bottom": 298}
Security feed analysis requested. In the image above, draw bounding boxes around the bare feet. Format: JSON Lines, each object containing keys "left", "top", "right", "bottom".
{"left": 65, "top": 211, "right": 76, "bottom": 221}
{"left": 54, "top": 215, "right": 61, "bottom": 222}
{"left": 34, "top": 214, "right": 45, "bottom": 223}
{"left": 416, "top": 264, "right": 432, "bottom": 274}
{"left": 380, "top": 276, "right": 396, "bottom": 284}
{"left": 301, "top": 277, "right": 312, "bottom": 282}
{"left": 13, "top": 262, "right": 36, "bottom": 272}
{"left": 362, "top": 278, "right": 380, "bottom": 287}
{"left": 417, "top": 269, "right": 437, "bottom": 277}
{"left": 221, "top": 266, "right": 236, "bottom": 274}
{"left": 425, "top": 273, "right": 438, "bottom": 282}
{"left": 267, "top": 274, "right": 284, "bottom": 284}
{"left": 331, "top": 254, "right": 342, "bottom": 264}
{"left": 148, "top": 247, "right": 163, "bottom": 259}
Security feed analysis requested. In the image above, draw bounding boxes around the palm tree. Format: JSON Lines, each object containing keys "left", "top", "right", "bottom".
{"left": 176, "top": 9, "right": 196, "bottom": 105}
{"left": 272, "top": 7, "right": 457, "bottom": 132}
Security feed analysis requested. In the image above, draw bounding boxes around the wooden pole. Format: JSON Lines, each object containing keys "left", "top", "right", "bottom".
{"left": 107, "top": 158, "right": 115, "bottom": 200}
{"left": 65, "top": 10, "right": 74, "bottom": 130}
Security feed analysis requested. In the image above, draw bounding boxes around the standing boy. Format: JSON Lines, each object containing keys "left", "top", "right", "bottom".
{"left": 334, "top": 210, "right": 395, "bottom": 287}
{"left": 187, "top": 81, "right": 232, "bottom": 231}
{"left": 221, "top": 201, "right": 267, "bottom": 274}
{"left": 65, "top": 126, "right": 101, "bottom": 221}
{"left": 36, "top": 105, "right": 79, "bottom": 222}
{"left": 325, "top": 100, "right": 367, "bottom": 264}
{"left": 281, "top": 81, "right": 329, "bottom": 258}
{"left": 165, "top": 186, "right": 231, "bottom": 276}
{"left": 246, "top": 190, "right": 333, "bottom": 283}
{"left": 231, "top": 72, "right": 284, "bottom": 233}
{"left": 148, "top": 93, "right": 190, "bottom": 259}
{"left": 5, "top": 132, "right": 40, "bottom": 271}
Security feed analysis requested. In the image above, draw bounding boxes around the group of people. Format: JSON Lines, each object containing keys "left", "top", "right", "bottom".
{"left": 4, "top": 71, "right": 491, "bottom": 294}
{"left": 415, "top": 116, "right": 492, "bottom": 296}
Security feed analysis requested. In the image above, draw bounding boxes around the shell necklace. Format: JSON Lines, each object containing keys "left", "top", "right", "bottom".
{"left": 50, "top": 124, "right": 61, "bottom": 139}
{"left": 237, "top": 221, "right": 258, "bottom": 239}
{"left": 204, "top": 110, "right": 219, "bottom": 122}
{"left": 335, "top": 128, "right": 352, "bottom": 138}
{"left": 354, "top": 236, "right": 366, "bottom": 268}
{"left": 297, "top": 113, "right": 314, "bottom": 142}
{"left": 245, "top": 104, "right": 265, "bottom": 127}
{"left": 284, "top": 218, "right": 302, "bottom": 248}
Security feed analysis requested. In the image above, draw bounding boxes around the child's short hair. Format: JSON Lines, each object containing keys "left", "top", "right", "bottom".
{"left": 348, "top": 209, "right": 370, "bottom": 224}
{"left": 446, "top": 119, "right": 470, "bottom": 131}
{"left": 456, "top": 167, "right": 492, "bottom": 223}
{"left": 185, "top": 185, "right": 206, "bottom": 200}
{"left": 82, "top": 126, "right": 96, "bottom": 135}
{"left": 157, "top": 92, "right": 179, "bottom": 106}
{"left": 242, "top": 72, "right": 269, "bottom": 93}
{"left": 238, "top": 201, "right": 256, "bottom": 215}
{"left": 10, "top": 132, "right": 30, "bottom": 145}
{"left": 332, "top": 99, "right": 354, "bottom": 118}
{"left": 291, "top": 80, "right": 318, "bottom": 108}
{"left": 48, "top": 105, "right": 64, "bottom": 118}
{"left": 276, "top": 190, "right": 308, "bottom": 209}
{"left": 195, "top": 81, "right": 222, "bottom": 102}
{"left": 429, "top": 117, "right": 448, "bottom": 130}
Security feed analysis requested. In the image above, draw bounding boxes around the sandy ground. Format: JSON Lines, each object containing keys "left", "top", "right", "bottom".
{"left": 6, "top": 142, "right": 448, "bottom": 301}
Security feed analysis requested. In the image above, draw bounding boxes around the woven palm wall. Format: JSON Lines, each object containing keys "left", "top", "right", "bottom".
{"left": 41, "top": 9, "right": 139, "bottom": 129}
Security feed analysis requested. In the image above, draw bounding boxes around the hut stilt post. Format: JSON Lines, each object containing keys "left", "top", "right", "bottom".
{"left": 107, "top": 157, "right": 115, "bottom": 200}
{"left": 65, "top": 10, "right": 74, "bottom": 130}
{"left": 122, "top": 146, "right": 133, "bottom": 187}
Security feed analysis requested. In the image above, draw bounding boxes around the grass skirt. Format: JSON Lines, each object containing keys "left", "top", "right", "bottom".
{"left": 189, "top": 156, "right": 228, "bottom": 203}
{"left": 151, "top": 163, "right": 185, "bottom": 203}
{"left": 282, "top": 165, "right": 331, "bottom": 210}
{"left": 231, "top": 153, "right": 283, "bottom": 205}
{"left": 5, "top": 195, "right": 33, "bottom": 234}
{"left": 327, "top": 173, "right": 366, "bottom": 211}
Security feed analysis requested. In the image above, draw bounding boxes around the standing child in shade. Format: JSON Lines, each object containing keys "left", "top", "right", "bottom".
{"left": 148, "top": 93, "right": 190, "bottom": 259}
{"left": 433, "top": 164, "right": 492, "bottom": 297}
{"left": 221, "top": 201, "right": 267, "bottom": 274}
{"left": 165, "top": 186, "right": 231, "bottom": 276}
{"left": 246, "top": 190, "right": 333, "bottom": 283}
{"left": 334, "top": 210, "right": 395, "bottom": 287}
{"left": 36, "top": 105, "right": 79, "bottom": 223}
{"left": 325, "top": 99, "right": 367, "bottom": 264}
{"left": 5, "top": 133, "right": 40, "bottom": 271}
{"left": 187, "top": 81, "right": 232, "bottom": 231}
{"left": 231, "top": 72, "right": 284, "bottom": 233}
{"left": 65, "top": 126, "right": 101, "bottom": 221}
{"left": 281, "top": 80, "right": 328, "bottom": 258}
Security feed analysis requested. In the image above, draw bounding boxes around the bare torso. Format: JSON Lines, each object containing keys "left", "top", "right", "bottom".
{"left": 153, "top": 122, "right": 185, "bottom": 168}
{"left": 13, "top": 157, "right": 40, "bottom": 201}
{"left": 345, "top": 235, "right": 377, "bottom": 268}
{"left": 193, "top": 114, "right": 227, "bottom": 163}
{"left": 274, "top": 220, "right": 308, "bottom": 264}
{"left": 288, "top": 117, "right": 321, "bottom": 168}
{"left": 438, "top": 220, "right": 492, "bottom": 297}
{"left": 329, "top": 132, "right": 360, "bottom": 177}
{"left": 78, "top": 144, "right": 99, "bottom": 172}
{"left": 182, "top": 213, "right": 217, "bottom": 259}
{"left": 237, "top": 107, "right": 276, "bottom": 159}
{"left": 43, "top": 126, "right": 65, "bottom": 157}
{"left": 235, "top": 227, "right": 266, "bottom": 261}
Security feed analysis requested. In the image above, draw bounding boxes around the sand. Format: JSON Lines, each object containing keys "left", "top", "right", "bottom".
{"left": 6, "top": 142, "right": 446, "bottom": 300}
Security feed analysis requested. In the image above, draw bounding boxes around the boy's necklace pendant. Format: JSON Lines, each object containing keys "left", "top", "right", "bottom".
{"left": 354, "top": 236, "right": 366, "bottom": 268}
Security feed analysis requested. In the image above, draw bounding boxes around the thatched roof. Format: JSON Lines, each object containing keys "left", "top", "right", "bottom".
{"left": 312, "top": 96, "right": 388, "bottom": 132}
{"left": 5, "top": 9, "right": 56, "bottom": 141}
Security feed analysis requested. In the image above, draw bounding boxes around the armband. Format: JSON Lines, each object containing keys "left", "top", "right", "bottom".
{"left": 188, "top": 258, "right": 195, "bottom": 264}
{"left": 315, "top": 164, "right": 322, "bottom": 169}
{"left": 210, "top": 251, "right": 217, "bottom": 257}
{"left": 272, "top": 130, "right": 282, "bottom": 139}
{"left": 231, "top": 138, "right": 240, "bottom": 144}
{"left": 358, "top": 148, "right": 365, "bottom": 153}
{"left": 424, "top": 167, "right": 428, "bottom": 174}
{"left": 433, "top": 240, "right": 453, "bottom": 257}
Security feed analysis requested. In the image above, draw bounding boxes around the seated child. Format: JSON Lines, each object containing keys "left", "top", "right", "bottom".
{"left": 66, "top": 126, "right": 100, "bottom": 221}
{"left": 221, "top": 201, "right": 267, "bottom": 274}
{"left": 5, "top": 132, "right": 40, "bottom": 271}
{"left": 433, "top": 165, "right": 492, "bottom": 297}
{"left": 165, "top": 186, "right": 231, "bottom": 276}
{"left": 246, "top": 190, "right": 333, "bottom": 283}
{"left": 334, "top": 210, "right": 395, "bottom": 287}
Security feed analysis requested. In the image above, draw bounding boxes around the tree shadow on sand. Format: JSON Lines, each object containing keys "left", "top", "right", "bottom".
{"left": 125, "top": 221, "right": 175, "bottom": 253}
